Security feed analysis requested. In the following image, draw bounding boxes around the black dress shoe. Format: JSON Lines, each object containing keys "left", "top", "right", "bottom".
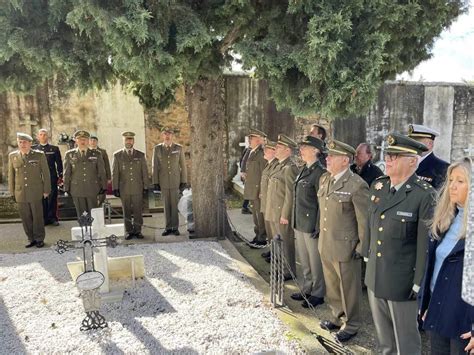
{"left": 320, "top": 320, "right": 341, "bottom": 331}
{"left": 265, "top": 256, "right": 271, "bottom": 263}
{"left": 302, "top": 296, "right": 324, "bottom": 308}
{"left": 36, "top": 241, "right": 45, "bottom": 248}
{"left": 52, "top": 221, "right": 60, "bottom": 226}
{"left": 290, "top": 293, "right": 310, "bottom": 301}
{"left": 334, "top": 330, "right": 357, "bottom": 342}
{"left": 162, "top": 229, "right": 172, "bottom": 236}
{"left": 261, "top": 251, "right": 271, "bottom": 258}
{"left": 241, "top": 208, "right": 252, "bottom": 215}
{"left": 173, "top": 229, "right": 180, "bottom": 236}
{"left": 25, "top": 241, "right": 37, "bottom": 248}
{"left": 283, "top": 275, "right": 292, "bottom": 282}
{"left": 125, "top": 233, "right": 134, "bottom": 240}
{"left": 135, "top": 233, "right": 144, "bottom": 239}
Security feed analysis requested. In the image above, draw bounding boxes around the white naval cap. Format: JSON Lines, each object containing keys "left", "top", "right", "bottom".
{"left": 408, "top": 124, "right": 440, "bottom": 140}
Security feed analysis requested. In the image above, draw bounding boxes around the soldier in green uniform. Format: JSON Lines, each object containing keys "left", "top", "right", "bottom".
{"left": 63, "top": 130, "right": 107, "bottom": 218}
{"left": 318, "top": 140, "right": 369, "bottom": 342}
{"left": 8, "top": 133, "right": 51, "bottom": 248}
{"left": 243, "top": 129, "right": 268, "bottom": 247}
{"left": 364, "top": 133, "right": 435, "bottom": 355}
{"left": 266, "top": 134, "right": 299, "bottom": 280}
{"left": 89, "top": 134, "right": 112, "bottom": 205}
{"left": 291, "top": 136, "right": 326, "bottom": 308}
{"left": 152, "top": 127, "right": 187, "bottom": 236}
{"left": 112, "top": 131, "right": 149, "bottom": 240}
{"left": 259, "top": 140, "right": 279, "bottom": 260}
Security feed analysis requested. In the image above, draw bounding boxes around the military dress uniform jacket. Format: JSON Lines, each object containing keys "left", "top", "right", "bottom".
{"left": 364, "top": 174, "right": 435, "bottom": 301}
{"left": 293, "top": 161, "right": 326, "bottom": 233}
{"left": 97, "top": 147, "right": 112, "bottom": 181}
{"left": 8, "top": 150, "right": 51, "bottom": 202}
{"left": 32, "top": 143, "right": 63, "bottom": 182}
{"left": 112, "top": 149, "right": 149, "bottom": 195}
{"left": 318, "top": 169, "right": 369, "bottom": 262}
{"left": 416, "top": 152, "right": 449, "bottom": 189}
{"left": 243, "top": 145, "right": 267, "bottom": 200}
{"left": 152, "top": 143, "right": 187, "bottom": 189}
{"left": 265, "top": 157, "right": 299, "bottom": 223}
{"left": 63, "top": 148, "right": 107, "bottom": 197}
{"left": 260, "top": 159, "right": 279, "bottom": 214}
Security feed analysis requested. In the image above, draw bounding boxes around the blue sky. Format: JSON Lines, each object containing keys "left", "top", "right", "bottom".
{"left": 397, "top": 6, "right": 474, "bottom": 83}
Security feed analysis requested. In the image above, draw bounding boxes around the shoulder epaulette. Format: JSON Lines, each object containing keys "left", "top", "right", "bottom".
{"left": 414, "top": 177, "right": 435, "bottom": 191}
{"left": 375, "top": 175, "right": 389, "bottom": 181}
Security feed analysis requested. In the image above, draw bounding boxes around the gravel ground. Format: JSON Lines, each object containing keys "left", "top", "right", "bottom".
{"left": 0, "top": 241, "right": 303, "bottom": 354}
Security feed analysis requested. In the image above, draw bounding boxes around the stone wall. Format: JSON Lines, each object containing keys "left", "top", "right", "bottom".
{"left": 333, "top": 82, "right": 473, "bottom": 163}
{"left": 1, "top": 78, "right": 472, "bottom": 192}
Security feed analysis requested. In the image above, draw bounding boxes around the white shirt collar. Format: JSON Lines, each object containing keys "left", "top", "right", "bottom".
{"left": 332, "top": 168, "right": 349, "bottom": 183}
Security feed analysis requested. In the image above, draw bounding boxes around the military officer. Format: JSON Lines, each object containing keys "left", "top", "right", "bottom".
{"left": 152, "top": 127, "right": 187, "bottom": 236}
{"left": 309, "top": 124, "right": 327, "bottom": 167}
{"left": 266, "top": 134, "right": 299, "bottom": 279}
{"left": 318, "top": 140, "right": 369, "bottom": 342}
{"left": 364, "top": 133, "right": 435, "bottom": 355}
{"left": 89, "top": 134, "right": 112, "bottom": 205}
{"left": 8, "top": 133, "right": 51, "bottom": 248}
{"left": 33, "top": 128, "right": 63, "bottom": 226}
{"left": 243, "top": 129, "right": 268, "bottom": 247}
{"left": 408, "top": 123, "right": 449, "bottom": 189}
{"left": 259, "top": 140, "right": 279, "bottom": 260}
{"left": 291, "top": 136, "right": 326, "bottom": 308}
{"left": 112, "top": 131, "right": 149, "bottom": 240}
{"left": 63, "top": 130, "right": 107, "bottom": 218}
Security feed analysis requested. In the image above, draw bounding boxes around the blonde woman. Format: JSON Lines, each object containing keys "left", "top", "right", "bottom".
{"left": 419, "top": 158, "right": 473, "bottom": 354}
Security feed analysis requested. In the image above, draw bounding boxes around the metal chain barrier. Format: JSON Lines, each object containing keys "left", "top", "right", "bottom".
{"left": 270, "top": 236, "right": 284, "bottom": 307}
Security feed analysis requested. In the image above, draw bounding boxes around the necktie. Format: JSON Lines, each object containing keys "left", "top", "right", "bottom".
{"left": 128, "top": 150, "right": 132, "bottom": 158}
{"left": 390, "top": 187, "right": 397, "bottom": 198}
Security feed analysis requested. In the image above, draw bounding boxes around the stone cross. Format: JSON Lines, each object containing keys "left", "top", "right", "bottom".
{"left": 55, "top": 212, "right": 119, "bottom": 331}
{"left": 18, "top": 114, "right": 38, "bottom": 136}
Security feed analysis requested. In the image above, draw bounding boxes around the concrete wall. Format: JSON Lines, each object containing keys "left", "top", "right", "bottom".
{"left": 333, "top": 82, "right": 473, "bottom": 163}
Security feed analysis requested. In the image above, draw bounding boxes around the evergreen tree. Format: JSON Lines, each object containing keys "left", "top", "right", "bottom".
{"left": 0, "top": 0, "right": 466, "bottom": 237}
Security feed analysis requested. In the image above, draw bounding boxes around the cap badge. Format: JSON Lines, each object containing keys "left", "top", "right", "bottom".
{"left": 387, "top": 135, "right": 395, "bottom": 146}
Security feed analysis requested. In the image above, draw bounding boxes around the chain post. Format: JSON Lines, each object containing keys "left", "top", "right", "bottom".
{"left": 103, "top": 200, "right": 112, "bottom": 224}
{"left": 270, "top": 235, "right": 284, "bottom": 307}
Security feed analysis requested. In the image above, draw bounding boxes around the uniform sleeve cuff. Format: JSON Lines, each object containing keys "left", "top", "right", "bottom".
{"left": 412, "top": 284, "right": 420, "bottom": 293}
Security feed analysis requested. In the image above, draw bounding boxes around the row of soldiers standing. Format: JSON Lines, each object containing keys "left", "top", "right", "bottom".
{"left": 242, "top": 124, "right": 449, "bottom": 352}
{"left": 8, "top": 127, "right": 187, "bottom": 246}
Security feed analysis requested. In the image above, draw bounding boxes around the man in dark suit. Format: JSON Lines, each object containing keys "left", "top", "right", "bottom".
{"left": 364, "top": 132, "right": 436, "bottom": 354}
{"left": 408, "top": 123, "right": 449, "bottom": 189}
{"left": 291, "top": 136, "right": 326, "bottom": 308}
{"left": 33, "top": 128, "right": 63, "bottom": 226}
{"left": 351, "top": 143, "right": 383, "bottom": 187}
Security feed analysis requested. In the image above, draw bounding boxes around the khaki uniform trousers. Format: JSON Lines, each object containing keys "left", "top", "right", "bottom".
{"left": 121, "top": 194, "right": 144, "bottom": 234}
{"left": 162, "top": 188, "right": 179, "bottom": 230}
{"left": 250, "top": 198, "right": 266, "bottom": 242}
{"left": 18, "top": 200, "right": 45, "bottom": 242}
{"left": 294, "top": 229, "right": 325, "bottom": 298}
{"left": 265, "top": 220, "right": 274, "bottom": 243}
{"left": 72, "top": 197, "right": 98, "bottom": 218}
{"left": 271, "top": 221, "right": 296, "bottom": 278}
{"left": 321, "top": 257, "right": 361, "bottom": 334}
{"left": 367, "top": 288, "right": 421, "bottom": 355}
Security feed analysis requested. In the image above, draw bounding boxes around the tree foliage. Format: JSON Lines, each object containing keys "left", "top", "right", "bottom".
{"left": 0, "top": 0, "right": 468, "bottom": 117}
